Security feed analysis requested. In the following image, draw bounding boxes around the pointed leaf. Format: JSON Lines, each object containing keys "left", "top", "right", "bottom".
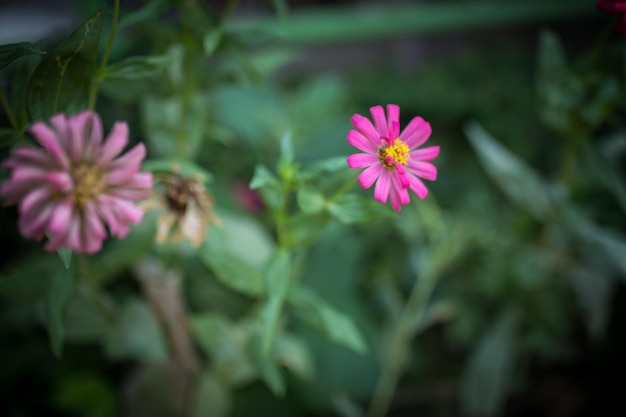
{"left": 57, "top": 247, "right": 72, "bottom": 269}
{"left": 327, "top": 194, "right": 394, "bottom": 224}
{"left": 0, "top": 42, "right": 45, "bottom": 69}
{"left": 465, "top": 121, "right": 554, "bottom": 219}
{"left": 47, "top": 270, "right": 77, "bottom": 357}
{"left": 27, "top": 7, "right": 105, "bottom": 121}
{"left": 100, "top": 54, "right": 173, "bottom": 81}
{"left": 260, "top": 249, "right": 290, "bottom": 354}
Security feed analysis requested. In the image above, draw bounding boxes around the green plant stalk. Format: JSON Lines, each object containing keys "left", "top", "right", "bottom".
{"left": 0, "top": 85, "right": 18, "bottom": 131}
{"left": 228, "top": 0, "right": 593, "bottom": 44}
{"left": 88, "top": 0, "right": 120, "bottom": 110}
{"left": 367, "top": 267, "right": 440, "bottom": 417}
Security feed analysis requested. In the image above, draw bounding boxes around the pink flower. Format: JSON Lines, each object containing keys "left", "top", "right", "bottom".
{"left": 346, "top": 104, "right": 439, "bottom": 212}
{"left": 0, "top": 111, "right": 153, "bottom": 254}
{"left": 597, "top": 0, "right": 626, "bottom": 36}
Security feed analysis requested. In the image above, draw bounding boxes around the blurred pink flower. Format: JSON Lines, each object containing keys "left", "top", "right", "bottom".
{"left": 346, "top": 104, "right": 439, "bottom": 211}
{"left": 0, "top": 111, "right": 152, "bottom": 254}
{"left": 597, "top": 0, "right": 626, "bottom": 36}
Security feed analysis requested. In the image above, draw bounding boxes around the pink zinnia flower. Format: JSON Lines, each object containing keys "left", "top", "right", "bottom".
{"left": 597, "top": 0, "right": 626, "bottom": 36}
{"left": 0, "top": 111, "right": 153, "bottom": 254}
{"left": 346, "top": 104, "right": 439, "bottom": 212}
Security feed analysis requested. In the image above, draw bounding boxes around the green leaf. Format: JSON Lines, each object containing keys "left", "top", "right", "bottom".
{"left": 327, "top": 194, "right": 394, "bottom": 224}
{"left": 100, "top": 54, "right": 173, "bottom": 81}
{"left": 465, "top": 121, "right": 554, "bottom": 219}
{"left": 460, "top": 309, "right": 520, "bottom": 417}
{"left": 259, "top": 249, "right": 291, "bottom": 354}
{"left": 251, "top": 338, "right": 286, "bottom": 396}
{"left": 192, "top": 371, "right": 232, "bottom": 417}
{"left": 203, "top": 28, "right": 223, "bottom": 56}
{"left": 300, "top": 156, "right": 348, "bottom": 181}
{"left": 249, "top": 164, "right": 281, "bottom": 209}
{"left": 190, "top": 314, "right": 257, "bottom": 387}
{"left": 142, "top": 159, "right": 213, "bottom": 183}
{"left": 297, "top": 186, "right": 326, "bottom": 214}
{"left": 288, "top": 287, "right": 367, "bottom": 354}
{"left": 282, "top": 212, "right": 330, "bottom": 248}
{"left": 538, "top": 31, "right": 567, "bottom": 73}
{"left": 569, "top": 267, "right": 614, "bottom": 341}
{"left": 0, "top": 42, "right": 45, "bottom": 69}
{"left": 200, "top": 241, "right": 265, "bottom": 296}
{"left": 277, "top": 130, "right": 295, "bottom": 175}
{"left": 0, "top": 255, "right": 61, "bottom": 299}
{"left": 0, "top": 128, "right": 22, "bottom": 148}
{"left": 27, "top": 7, "right": 105, "bottom": 120}
{"left": 104, "top": 298, "right": 168, "bottom": 362}
{"left": 118, "top": 0, "right": 169, "bottom": 29}
{"left": 57, "top": 247, "right": 72, "bottom": 269}
{"left": 275, "top": 334, "right": 314, "bottom": 380}
{"left": 46, "top": 270, "right": 77, "bottom": 357}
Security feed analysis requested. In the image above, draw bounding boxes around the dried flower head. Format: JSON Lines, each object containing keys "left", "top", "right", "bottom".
{"left": 0, "top": 111, "right": 152, "bottom": 253}
{"left": 142, "top": 170, "right": 220, "bottom": 247}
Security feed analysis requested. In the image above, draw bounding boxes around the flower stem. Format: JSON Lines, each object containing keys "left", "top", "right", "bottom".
{"left": 0, "top": 85, "right": 18, "bottom": 131}
{"left": 88, "top": 0, "right": 120, "bottom": 110}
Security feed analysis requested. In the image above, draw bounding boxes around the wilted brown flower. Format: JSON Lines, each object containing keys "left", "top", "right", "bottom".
{"left": 142, "top": 170, "right": 220, "bottom": 247}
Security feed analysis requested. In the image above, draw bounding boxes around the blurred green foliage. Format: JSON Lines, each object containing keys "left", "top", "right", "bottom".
{"left": 0, "top": 0, "right": 624, "bottom": 417}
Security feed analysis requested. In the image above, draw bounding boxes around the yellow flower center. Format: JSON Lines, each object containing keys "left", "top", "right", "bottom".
{"left": 379, "top": 139, "right": 409, "bottom": 168}
{"left": 71, "top": 163, "right": 105, "bottom": 210}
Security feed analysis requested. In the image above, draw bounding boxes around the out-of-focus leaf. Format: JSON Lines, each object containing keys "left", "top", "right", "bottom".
{"left": 460, "top": 309, "right": 520, "bottom": 417}
{"left": 0, "top": 42, "right": 45, "bottom": 69}
{"left": 118, "top": 0, "right": 169, "bottom": 29}
{"left": 300, "top": 156, "right": 348, "bottom": 181}
{"left": 100, "top": 54, "right": 172, "bottom": 81}
{"left": 327, "top": 194, "right": 394, "bottom": 225}
{"left": 27, "top": 7, "right": 105, "bottom": 121}
{"left": 260, "top": 249, "right": 291, "bottom": 354}
{"left": 200, "top": 240, "right": 265, "bottom": 296}
{"left": 192, "top": 371, "right": 232, "bottom": 417}
{"left": 278, "top": 130, "right": 295, "bottom": 178}
{"left": 142, "top": 159, "right": 213, "bottom": 183}
{"left": 64, "top": 285, "right": 114, "bottom": 343}
{"left": 249, "top": 164, "right": 281, "bottom": 209}
{"left": 275, "top": 334, "right": 314, "bottom": 380}
{"left": 89, "top": 219, "right": 155, "bottom": 285}
{"left": 535, "top": 30, "right": 583, "bottom": 134}
{"left": 190, "top": 314, "right": 257, "bottom": 387}
{"left": 282, "top": 212, "right": 331, "bottom": 248}
{"left": 580, "top": 140, "right": 626, "bottom": 213}
{"left": 465, "top": 121, "right": 553, "bottom": 219}
{"left": 251, "top": 337, "right": 286, "bottom": 396}
{"left": 564, "top": 207, "right": 626, "bottom": 278}
{"left": 0, "top": 128, "right": 22, "bottom": 148}
{"left": 297, "top": 186, "right": 326, "bottom": 214}
{"left": 289, "top": 287, "right": 367, "bottom": 355}
{"left": 203, "top": 28, "right": 222, "bottom": 56}
{"left": 214, "top": 213, "right": 274, "bottom": 269}
{"left": 569, "top": 267, "right": 614, "bottom": 341}
{"left": 57, "top": 247, "right": 72, "bottom": 269}
{"left": 0, "top": 255, "right": 63, "bottom": 299}
{"left": 104, "top": 298, "right": 167, "bottom": 362}
{"left": 141, "top": 92, "right": 210, "bottom": 157}
{"left": 46, "top": 270, "right": 77, "bottom": 357}
{"left": 54, "top": 372, "right": 116, "bottom": 417}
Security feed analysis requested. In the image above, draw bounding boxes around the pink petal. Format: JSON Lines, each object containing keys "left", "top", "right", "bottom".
{"left": 49, "top": 114, "right": 70, "bottom": 149}
{"left": 44, "top": 171, "right": 73, "bottom": 192}
{"left": 393, "top": 171, "right": 411, "bottom": 204}
{"left": 67, "top": 111, "right": 94, "bottom": 160}
{"left": 18, "top": 201, "right": 55, "bottom": 239}
{"left": 400, "top": 117, "right": 432, "bottom": 149}
{"left": 98, "top": 121, "right": 129, "bottom": 164}
{"left": 83, "top": 202, "right": 107, "bottom": 240}
{"left": 95, "top": 201, "right": 125, "bottom": 237}
{"left": 373, "top": 170, "right": 391, "bottom": 204}
{"left": 18, "top": 186, "right": 53, "bottom": 216}
{"left": 11, "top": 166, "right": 46, "bottom": 183}
{"left": 110, "top": 143, "right": 146, "bottom": 171}
{"left": 2, "top": 147, "right": 51, "bottom": 169}
{"left": 369, "top": 105, "right": 387, "bottom": 136}
{"left": 407, "top": 172, "right": 429, "bottom": 200}
{"left": 29, "top": 122, "right": 69, "bottom": 169}
{"left": 108, "top": 188, "right": 153, "bottom": 200}
{"left": 48, "top": 199, "right": 73, "bottom": 234}
{"left": 407, "top": 161, "right": 437, "bottom": 181}
{"left": 386, "top": 104, "right": 400, "bottom": 133}
{"left": 351, "top": 114, "right": 382, "bottom": 145}
{"left": 347, "top": 130, "right": 378, "bottom": 154}
{"left": 410, "top": 146, "right": 440, "bottom": 162}
{"left": 126, "top": 172, "right": 153, "bottom": 190}
{"left": 84, "top": 112, "right": 104, "bottom": 159}
{"left": 358, "top": 164, "right": 383, "bottom": 189}
{"left": 1, "top": 179, "right": 31, "bottom": 205}
{"left": 65, "top": 216, "right": 82, "bottom": 252}
{"left": 347, "top": 153, "right": 379, "bottom": 169}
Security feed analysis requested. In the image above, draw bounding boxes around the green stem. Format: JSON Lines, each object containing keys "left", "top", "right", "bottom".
{"left": 367, "top": 268, "right": 439, "bottom": 417}
{"left": 0, "top": 85, "right": 18, "bottom": 131}
{"left": 88, "top": 0, "right": 120, "bottom": 110}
